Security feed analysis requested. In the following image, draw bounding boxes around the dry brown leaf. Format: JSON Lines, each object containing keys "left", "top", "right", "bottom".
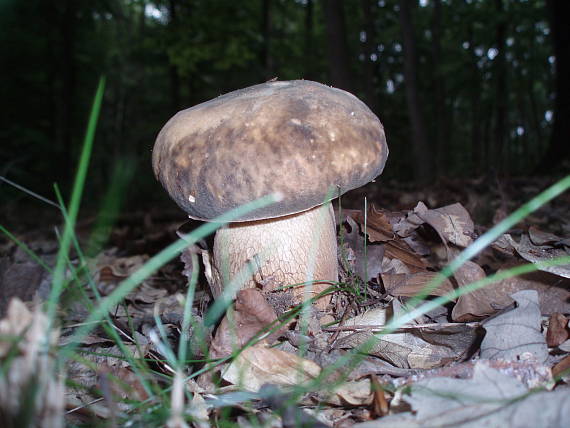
{"left": 453, "top": 269, "right": 570, "bottom": 321}
{"left": 546, "top": 313, "right": 569, "bottom": 347}
{"left": 187, "top": 393, "right": 211, "bottom": 428}
{"left": 321, "top": 378, "right": 373, "bottom": 406}
{"left": 0, "top": 256, "right": 49, "bottom": 316}
{"left": 393, "top": 202, "right": 427, "bottom": 237}
{"left": 351, "top": 205, "right": 396, "bottom": 242}
{"left": 552, "top": 355, "right": 570, "bottom": 381}
{"left": 509, "top": 234, "right": 570, "bottom": 278}
{"left": 480, "top": 290, "right": 548, "bottom": 363}
{"left": 416, "top": 202, "right": 475, "bottom": 248}
{"left": 342, "top": 216, "right": 385, "bottom": 281}
{"left": 98, "top": 364, "right": 149, "bottom": 402}
{"left": 126, "top": 281, "right": 169, "bottom": 304}
{"left": 371, "top": 375, "right": 389, "bottom": 417}
{"left": 451, "top": 261, "right": 488, "bottom": 321}
{"left": 222, "top": 345, "right": 321, "bottom": 392}
{"left": 97, "top": 254, "right": 149, "bottom": 283}
{"left": 381, "top": 258, "right": 411, "bottom": 275}
{"left": 210, "top": 288, "right": 285, "bottom": 359}
{"left": 343, "top": 307, "right": 388, "bottom": 329}
{"left": 384, "top": 242, "right": 428, "bottom": 271}
{"left": 382, "top": 271, "right": 454, "bottom": 298}
{"left": 346, "top": 209, "right": 428, "bottom": 272}
{"left": 454, "top": 260, "right": 486, "bottom": 288}
{"left": 335, "top": 323, "right": 479, "bottom": 369}
{"left": 528, "top": 226, "right": 564, "bottom": 246}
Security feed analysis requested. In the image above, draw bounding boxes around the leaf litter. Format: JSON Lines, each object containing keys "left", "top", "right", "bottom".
{"left": 1, "top": 181, "right": 569, "bottom": 426}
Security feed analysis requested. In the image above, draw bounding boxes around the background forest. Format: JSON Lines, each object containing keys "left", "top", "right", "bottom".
{"left": 1, "top": 0, "right": 569, "bottom": 214}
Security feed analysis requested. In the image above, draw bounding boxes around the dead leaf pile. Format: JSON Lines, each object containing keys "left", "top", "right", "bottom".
{"left": 2, "top": 180, "right": 569, "bottom": 427}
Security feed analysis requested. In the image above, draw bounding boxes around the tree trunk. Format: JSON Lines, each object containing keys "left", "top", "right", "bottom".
{"left": 168, "top": 0, "right": 181, "bottom": 111}
{"left": 536, "top": 0, "right": 570, "bottom": 171}
{"left": 431, "top": 0, "right": 446, "bottom": 174}
{"left": 261, "top": 0, "right": 274, "bottom": 79}
{"left": 492, "top": 0, "right": 507, "bottom": 174}
{"left": 359, "top": 0, "right": 379, "bottom": 113}
{"left": 468, "top": 23, "right": 483, "bottom": 175}
{"left": 398, "top": 0, "right": 433, "bottom": 184}
{"left": 324, "top": 0, "right": 353, "bottom": 92}
{"left": 60, "top": 0, "right": 77, "bottom": 188}
{"left": 304, "top": 0, "right": 315, "bottom": 80}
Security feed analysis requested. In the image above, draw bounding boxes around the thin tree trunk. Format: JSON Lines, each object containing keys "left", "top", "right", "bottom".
{"left": 515, "top": 89, "right": 529, "bottom": 172}
{"left": 60, "top": 0, "right": 77, "bottom": 187}
{"left": 398, "top": 0, "right": 432, "bottom": 184}
{"left": 324, "top": 0, "right": 353, "bottom": 92}
{"left": 360, "top": 0, "right": 379, "bottom": 113}
{"left": 261, "top": 0, "right": 274, "bottom": 79}
{"left": 492, "top": 0, "right": 507, "bottom": 174}
{"left": 168, "top": 0, "right": 181, "bottom": 111}
{"left": 431, "top": 0, "right": 446, "bottom": 174}
{"left": 536, "top": 0, "right": 570, "bottom": 171}
{"left": 467, "top": 22, "right": 483, "bottom": 175}
{"left": 483, "top": 109, "right": 492, "bottom": 170}
{"left": 304, "top": 0, "right": 315, "bottom": 80}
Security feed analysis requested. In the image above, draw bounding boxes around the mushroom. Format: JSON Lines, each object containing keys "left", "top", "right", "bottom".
{"left": 152, "top": 80, "right": 388, "bottom": 309}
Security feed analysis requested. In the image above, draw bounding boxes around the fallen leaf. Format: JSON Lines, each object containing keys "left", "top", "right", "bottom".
{"left": 260, "top": 384, "right": 330, "bottom": 428}
{"left": 552, "top": 355, "right": 570, "bottom": 381}
{"left": 392, "top": 202, "right": 427, "bottom": 237}
{"left": 321, "top": 378, "right": 373, "bottom": 406}
{"left": 97, "top": 254, "right": 149, "bottom": 282}
{"left": 222, "top": 345, "right": 321, "bottom": 392}
{"left": 382, "top": 271, "right": 454, "bottom": 298}
{"left": 480, "top": 290, "right": 548, "bottom": 363}
{"left": 528, "top": 225, "right": 564, "bottom": 246}
{"left": 335, "top": 323, "right": 480, "bottom": 369}
{"left": 453, "top": 269, "right": 570, "bottom": 320}
{"left": 370, "top": 375, "right": 389, "bottom": 417}
{"left": 351, "top": 205, "right": 396, "bottom": 243}
{"left": 354, "top": 363, "right": 570, "bottom": 428}
{"left": 343, "top": 307, "right": 388, "bottom": 329}
{"left": 98, "top": 364, "right": 149, "bottom": 402}
{"left": 342, "top": 216, "right": 385, "bottom": 281}
{"left": 187, "top": 393, "right": 210, "bottom": 428}
{"left": 546, "top": 313, "right": 569, "bottom": 347}
{"left": 509, "top": 234, "right": 570, "bottom": 278}
{"left": 210, "top": 288, "right": 286, "bottom": 359}
{"left": 416, "top": 202, "right": 475, "bottom": 248}
{"left": 346, "top": 209, "right": 428, "bottom": 272}
{"left": 383, "top": 243, "right": 428, "bottom": 271}
{"left": 0, "top": 257, "right": 50, "bottom": 316}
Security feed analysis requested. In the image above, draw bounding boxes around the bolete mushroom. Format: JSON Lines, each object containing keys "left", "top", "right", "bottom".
{"left": 153, "top": 80, "right": 388, "bottom": 309}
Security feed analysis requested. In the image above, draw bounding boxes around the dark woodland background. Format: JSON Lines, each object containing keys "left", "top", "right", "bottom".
{"left": 1, "top": 0, "right": 569, "bottom": 216}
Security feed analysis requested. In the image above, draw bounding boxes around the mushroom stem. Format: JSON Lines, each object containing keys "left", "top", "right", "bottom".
{"left": 212, "top": 204, "right": 337, "bottom": 310}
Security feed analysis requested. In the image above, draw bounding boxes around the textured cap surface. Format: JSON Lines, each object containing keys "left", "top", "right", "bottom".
{"left": 152, "top": 80, "right": 388, "bottom": 221}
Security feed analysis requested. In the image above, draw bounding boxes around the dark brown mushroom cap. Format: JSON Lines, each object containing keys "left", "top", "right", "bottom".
{"left": 152, "top": 80, "right": 388, "bottom": 221}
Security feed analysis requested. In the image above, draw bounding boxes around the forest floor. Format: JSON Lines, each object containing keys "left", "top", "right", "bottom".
{"left": 1, "top": 174, "right": 569, "bottom": 427}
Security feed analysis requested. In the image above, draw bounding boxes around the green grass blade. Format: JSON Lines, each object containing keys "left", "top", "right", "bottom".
{"left": 177, "top": 251, "right": 199, "bottom": 366}
{"left": 86, "top": 158, "right": 135, "bottom": 257}
{"left": 46, "top": 77, "right": 106, "bottom": 325}
{"left": 0, "top": 225, "right": 52, "bottom": 272}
